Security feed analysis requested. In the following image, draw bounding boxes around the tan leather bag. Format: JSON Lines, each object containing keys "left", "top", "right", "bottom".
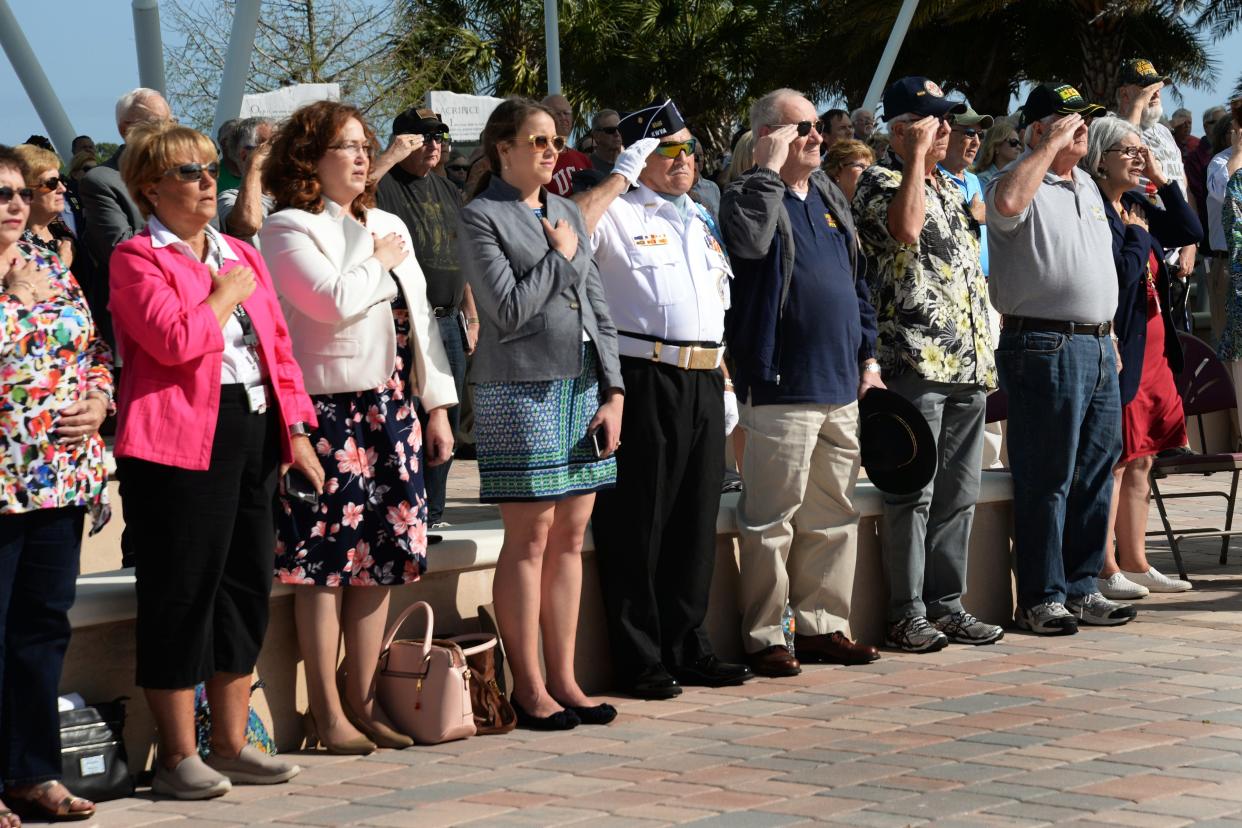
{"left": 376, "top": 602, "right": 476, "bottom": 744}
{"left": 449, "top": 633, "right": 516, "bottom": 735}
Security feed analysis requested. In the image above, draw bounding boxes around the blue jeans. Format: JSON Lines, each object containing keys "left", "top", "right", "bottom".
{"left": 996, "top": 329, "right": 1121, "bottom": 608}
{"left": 418, "top": 314, "right": 467, "bottom": 525}
{"left": 0, "top": 507, "right": 84, "bottom": 788}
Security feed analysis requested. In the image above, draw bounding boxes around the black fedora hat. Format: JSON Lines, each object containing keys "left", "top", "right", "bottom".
{"left": 859, "top": 389, "right": 937, "bottom": 495}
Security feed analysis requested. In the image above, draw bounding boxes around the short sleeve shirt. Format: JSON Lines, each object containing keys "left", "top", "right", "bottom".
{"left": 853, "top": 152, "right": 995, "bottom": 388}
{"left": 375, "top": 167, "right": 466, "bottom": 309}
{"left": 549, "top": 149, "right": 592, "bottom": 197}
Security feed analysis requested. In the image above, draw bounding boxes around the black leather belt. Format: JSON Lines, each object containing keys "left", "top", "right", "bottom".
{"left": 1003, "top": 316, "right": 1112, "bottom": 337}
{"left": 432, "top": 305, "right": 457, "bottom": 318}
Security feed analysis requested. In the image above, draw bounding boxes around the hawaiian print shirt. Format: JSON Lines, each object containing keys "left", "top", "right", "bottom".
{"left": 852, "top": 149, "right": 996, "bottom": 389}
{"left": 1, "top": 243, "right": 114, "bottom": 532}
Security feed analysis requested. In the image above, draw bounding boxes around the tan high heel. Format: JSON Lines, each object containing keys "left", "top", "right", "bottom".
{"left": 337, "top": 668, "right": 414, "bottom": 749}
{"left": 302, "top": 710, "right": 377, "bottom": 755}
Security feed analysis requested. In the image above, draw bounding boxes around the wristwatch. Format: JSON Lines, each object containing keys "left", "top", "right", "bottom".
{"left": 289, "top": 421, "right": 311, "bottom": 437}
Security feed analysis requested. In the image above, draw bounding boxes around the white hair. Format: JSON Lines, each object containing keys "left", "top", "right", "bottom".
{"left": 851, "top": 107, "right": 874, "bottom": 121}
{"left": 1022, "top": 114, "right": 1056, "bottom": 147}
{"left": 115, "top": 87, "right": 165, "bottom": 129}
{"left": 1081, "top": 115, "right": 1141, "bottom": 182}
{"left": 750, "top": 88, "right": 804, "bottom": 134}
{"left": 1204, "top": 105, "right": 1228, "bottom": 132}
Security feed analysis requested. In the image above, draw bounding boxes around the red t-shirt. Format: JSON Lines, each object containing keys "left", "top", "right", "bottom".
{"left": 549, "top": 149, "right": 591, "bottom": 196}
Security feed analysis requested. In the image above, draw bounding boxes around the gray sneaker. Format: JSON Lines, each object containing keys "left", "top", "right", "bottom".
{"left": 1015, "top": 601, "right": 1078, "bottom": 635}
{"left": 932, "top": 611, "right": 1004, "bottom": 645}
{"left": 884, "top": 616, "right": 948, "bottom": 652}
{"left": 205, "top": 744, "right": 301, "bottom": 785}
{"left": 151, "top": 754, "right": 232, "bottom": 800}
{"left": 1066, "top": 592, "right": 1137, "bottom": 626}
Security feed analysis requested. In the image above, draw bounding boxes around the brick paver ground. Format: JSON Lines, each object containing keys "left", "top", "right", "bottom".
{"left": 80, "top": 468, "right": 1242, "bottom": 827}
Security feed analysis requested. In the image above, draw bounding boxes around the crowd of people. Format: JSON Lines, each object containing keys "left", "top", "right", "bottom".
{"left": 2, "top": 56, "right": 1242, "bottom": 816}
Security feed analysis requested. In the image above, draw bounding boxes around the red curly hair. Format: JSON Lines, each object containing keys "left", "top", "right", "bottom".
{"left": 264, "top": 100, "right": 378, "bottom": 222}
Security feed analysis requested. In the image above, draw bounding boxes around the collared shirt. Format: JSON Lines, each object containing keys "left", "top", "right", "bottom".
{"left": 853, "top": 151, "right": 996, "bottom": 388}
{"left": 984, "top": 156, "right": 1117, "bottom": 323}
{"left": 1207, "top": 148, "right": 1235, "bottom": 253}
{"left": 940, "top": 163, "right": 989, "bottom": 276}
{"left": 147, "top": 215, "right": 266, "bottom": 387}
{"left": 591, "top": 182, "right": 731, "bottom": 344}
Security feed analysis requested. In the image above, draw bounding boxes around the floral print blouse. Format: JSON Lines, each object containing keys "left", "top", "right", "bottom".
{"left": 1, "top": 243, "right": 114, "bottom": 533}
{"left": 853, "top": 150, "right": 997, "bottom": 389}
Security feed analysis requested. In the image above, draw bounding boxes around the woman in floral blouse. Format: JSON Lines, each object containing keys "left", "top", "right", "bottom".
{"left": 0, "top": 145, "right": 111, "bottom": 823}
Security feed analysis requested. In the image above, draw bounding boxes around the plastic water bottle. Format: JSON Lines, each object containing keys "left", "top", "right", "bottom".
{"left": 782, "top": 603, "right": 796, "bottom": 656}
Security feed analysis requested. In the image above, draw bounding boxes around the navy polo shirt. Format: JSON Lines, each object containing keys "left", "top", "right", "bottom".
{"left": 748, "top": 186, "right": 862, "bottom": 405}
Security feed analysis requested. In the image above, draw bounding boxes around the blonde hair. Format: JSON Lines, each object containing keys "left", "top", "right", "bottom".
{"left": 723, "top": 131, "right": 755, "bottom": 185}
{"left": 13, "top": 144, "right": 62, "bottom": 184}
{"left": 822, "top": 139, "right": 874, "bottom": 176}
{"left": 120, "top": 121, "right": 218, "bottom": 218}
{"left": 973, "top": 115, "right": 1019, "bottom": 174}
{"left": 69, "top": 150, "right": 98, "bottom": 179}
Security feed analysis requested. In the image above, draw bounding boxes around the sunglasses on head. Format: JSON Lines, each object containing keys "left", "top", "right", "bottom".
{"left": 37, "top": 175, "right": 68, "bottom": 192}
{"left": 654, "top": 138, "right": 697, "bottom": 158}
{"left": 526, "top": 134, "right": 566, "bottom": 152}
{"left": 0, "top": 186, "right": 34, "bottom": 206}
{"left": 163, "top": 162, "right": 219, "bottom": 182}
{"left": 594, "top": 126, "right": 620, "bottom": 135}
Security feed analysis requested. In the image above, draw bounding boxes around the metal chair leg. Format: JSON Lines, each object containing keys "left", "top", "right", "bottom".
{"left": 1221, "top": 470, "right": 1239, "bottom": 566}
{"left": 1150, "top": 474, "right": 1188, "bottom": 581}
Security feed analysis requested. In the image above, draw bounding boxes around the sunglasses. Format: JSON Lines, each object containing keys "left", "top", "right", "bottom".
{"left": 953, "top": 127, "right": 983, "bottom": 139}
{"left": 163, "top": 162, "right": 219, "bottom": 182}
{"left": 37, "top": 175, "right": 69, "bottom": 192}
{"left": 594, "top": 126, "right": 620, "bottom": 135}
{"left": 654, "top": 138, "right": 697, "bottom": 158}
{"left": 422, "top": 132, "right": 449, "bottom": 144}
{"left": 526, "top": 134, "right": 566, "bottom": 152}
{"left": 0, "top": 186, "right": 35, "bottom": 206}
{"left": 446, "top": 165, "right": 469, "bottom": 173}
{"left": 776, "top": 120, "right": 825, "bottom": 137}
{"left": 1003, "top": 138, "right": 1023, "bottom": 149}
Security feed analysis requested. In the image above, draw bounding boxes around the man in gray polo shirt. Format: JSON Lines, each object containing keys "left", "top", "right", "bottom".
{"left": 986, "top": 83, "right": 1137, "bottom": 635}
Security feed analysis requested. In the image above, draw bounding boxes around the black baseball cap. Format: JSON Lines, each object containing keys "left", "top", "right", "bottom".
{"left": 618, "top": 96, "right": 687, "bottom": 146}
{"left": 881, "top": 77, "right": 967, "bottom": 121}
{"left": 1017, "top": 83, "right": 1105, "bottom": 128}
{"left": 1119, "top": 58, "right": 1171, "bottom": 87}
{"left": 392, "top": 107, "right": 448, "bottom": 136}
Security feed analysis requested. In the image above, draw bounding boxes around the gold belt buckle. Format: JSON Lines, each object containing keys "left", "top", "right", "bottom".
{"left": 677, "top": 346, "right": 693, "bottom": 369}
{"left": 650, "top": 341, "right": 663, "bottom": 363}
{"left": 689, "top": 347, "right": 720, "bottom": 370}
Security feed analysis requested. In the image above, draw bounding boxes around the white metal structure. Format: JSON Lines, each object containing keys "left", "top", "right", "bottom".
{"left": 863, "top": 0, "right": 921, "bottom": 113}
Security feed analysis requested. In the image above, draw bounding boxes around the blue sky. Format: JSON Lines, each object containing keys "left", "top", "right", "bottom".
{"left": 2, "top": 1, "right": 1241, "bottom": 147}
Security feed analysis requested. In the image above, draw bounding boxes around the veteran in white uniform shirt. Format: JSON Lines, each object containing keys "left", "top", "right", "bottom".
{"left": 573, "top": 97, "right": 753, "bottom": 699}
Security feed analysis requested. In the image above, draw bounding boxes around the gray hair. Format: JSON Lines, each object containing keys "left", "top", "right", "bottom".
{"left": 1081, "top": 115, "right": 1141, "bottom": 182}
{"left": 1022, "top": 114, "right": 1057, "bottom": 148}
{"left": 1204, "top": 105, "right": 1228, "bottom": 132}
{"left": 224, "top": 116, "right": 273, "bottom": 166}
{"left": 850, "top": 107, "right": 874, "bottom": 121}
{"left": 590, "top": 109, "right": 619, "bottom": 130}
{"left": 114, "top": 87, "right": 165, "bottom": 128}
{"left": 750, "top": 88, "right": 804, "bottom": 134}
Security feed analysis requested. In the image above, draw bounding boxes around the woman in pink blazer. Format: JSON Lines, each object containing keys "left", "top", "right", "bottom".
{"left": 108, "top": 122, "right": 321, "bottom": 799}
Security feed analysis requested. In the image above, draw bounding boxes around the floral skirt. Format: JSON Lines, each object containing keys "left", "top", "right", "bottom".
{"left": 474, "top": 343, "right": 616, "bottom": 502}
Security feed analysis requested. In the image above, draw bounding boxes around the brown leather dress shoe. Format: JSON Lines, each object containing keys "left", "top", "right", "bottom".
{"left": 746, "top": 645, "right": 801, "bottom": 677}
{"left": 795, "top": 631, "right": 880, "bottom": 665}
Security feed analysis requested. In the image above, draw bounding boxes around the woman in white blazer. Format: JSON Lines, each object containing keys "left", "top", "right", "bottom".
{"left": 259, "top": 101, "right": 457, "bottom": 754}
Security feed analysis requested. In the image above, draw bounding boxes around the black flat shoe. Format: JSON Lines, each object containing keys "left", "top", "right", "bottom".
{"left": 552, "top": 698, "right": 617, "bottom": 725}
{"left": 624, "top": 663, "right": 682, "bottom": 700}
{"left": 510, "top": 697, "right": 580, "bottom": 731}
{"left": 672, "top": 655, "right": 754, "bottom": 687}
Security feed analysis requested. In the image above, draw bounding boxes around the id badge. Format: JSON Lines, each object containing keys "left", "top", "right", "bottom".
{"left": 246, "top": 385, "right": 269, "bottom": 414}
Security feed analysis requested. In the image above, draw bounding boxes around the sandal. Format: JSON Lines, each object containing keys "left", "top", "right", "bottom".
{"left": 7, "top": 781, "right": 94, "bottom": 822}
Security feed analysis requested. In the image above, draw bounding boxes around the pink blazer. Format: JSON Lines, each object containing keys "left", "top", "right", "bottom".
{"left": 109, "top": 230, "right": 317, "bottom": 470}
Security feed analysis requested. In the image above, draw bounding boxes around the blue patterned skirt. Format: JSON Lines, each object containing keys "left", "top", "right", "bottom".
{"left": 474, "top": 342, "right": 617, "bottom": 502}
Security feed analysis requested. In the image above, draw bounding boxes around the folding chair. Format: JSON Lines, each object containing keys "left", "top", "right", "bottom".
{"left": 1148, "top": 332, "right": 1242, "bottom": 580}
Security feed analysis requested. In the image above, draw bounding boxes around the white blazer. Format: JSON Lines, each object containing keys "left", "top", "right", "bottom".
{"left": 259, "top": 199, "right": 457, "bottom": 409}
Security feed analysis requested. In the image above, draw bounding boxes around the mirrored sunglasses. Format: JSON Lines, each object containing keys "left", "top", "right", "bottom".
{"left": 654, "top": 138, "right": 697, "bottom": 158}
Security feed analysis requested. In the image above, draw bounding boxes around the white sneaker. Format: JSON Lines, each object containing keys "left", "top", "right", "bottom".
{"left": 1123, "top": 566, "right": 1191, "bottom": 593}
{"left": 1096, "top": 572, "right": 1149, "bottom": 600}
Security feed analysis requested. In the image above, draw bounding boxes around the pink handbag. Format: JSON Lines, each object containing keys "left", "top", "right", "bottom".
{"left": 376, "top": 601, "right": 476, "bottom": 744}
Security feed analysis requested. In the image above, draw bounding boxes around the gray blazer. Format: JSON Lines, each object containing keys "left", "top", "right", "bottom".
{"left": 460, "top": 176, "right": 623, "bottom": 393}
{"left": 80, "top": 147, "right": 144, "bottom": 275}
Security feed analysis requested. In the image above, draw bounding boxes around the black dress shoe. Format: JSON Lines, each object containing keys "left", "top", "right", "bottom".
{"left": 510, "top": 697, "right": 580, "bottom": 730}
{"left": 672, "top": 655, "right": 754, "bottom": 687}
{"left": 552, "top": 698, "right": 618, "bottom": 725}
{"left": 623, "top": 663, "right": 682, "bottom": 700}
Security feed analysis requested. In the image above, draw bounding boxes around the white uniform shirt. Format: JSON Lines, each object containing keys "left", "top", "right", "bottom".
{"left": 1207, "top": 148, "right": 1235, "bottom": 253}
{"left": 590, "top": 183, "right": 731, "bottom": 344}
{"left": 148, "top": 216, "right": 267, "bottom": 387}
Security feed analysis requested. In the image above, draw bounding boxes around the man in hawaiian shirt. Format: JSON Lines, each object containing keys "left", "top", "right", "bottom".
{"left": 852, "top": 77, "right": 1003, "bottom": 653}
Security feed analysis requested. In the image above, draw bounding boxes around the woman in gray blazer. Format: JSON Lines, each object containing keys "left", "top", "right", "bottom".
{"left": 460, "top": 97, "right": 624, "bottom": 730}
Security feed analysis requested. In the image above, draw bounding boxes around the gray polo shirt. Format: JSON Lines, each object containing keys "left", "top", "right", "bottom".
{"left": 984, "top": 158, "right": 1117, "bottom": 323}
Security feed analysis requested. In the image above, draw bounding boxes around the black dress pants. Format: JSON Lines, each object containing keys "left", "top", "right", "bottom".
{"left": 592, "top": 358, "right": 724, "bottom": 676}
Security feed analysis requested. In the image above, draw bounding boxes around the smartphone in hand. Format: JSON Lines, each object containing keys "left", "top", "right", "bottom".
{"left": 283, "top": 469, "right": 319, "bottom": 508}
{"left": 590, "top": 427, "right": 605, "bottom": 459}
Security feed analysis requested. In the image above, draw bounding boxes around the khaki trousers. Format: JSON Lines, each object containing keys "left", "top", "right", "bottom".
{"left": 736, "top": 399, "right": 861, "bottom": 652}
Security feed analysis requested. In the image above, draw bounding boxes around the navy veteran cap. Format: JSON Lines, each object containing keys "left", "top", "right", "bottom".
{"left": 881, "top": 77, "right": 967, "bottom": 121}
{"left": 618, "top": 96, "right": 687, "bottom": 146}
{"left": 1119, "top": 58, "right": 1171, "bottom": 87}
{"left": 1017, "top": 83, "right": 1105, "bottom": 128}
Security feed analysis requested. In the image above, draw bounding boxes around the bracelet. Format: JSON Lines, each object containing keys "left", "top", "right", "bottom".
{"left": 723, "top": 378, "right": 735, "bottom": 389}
{"left": 289, "top": 421, "right": 311, "bottom": 437}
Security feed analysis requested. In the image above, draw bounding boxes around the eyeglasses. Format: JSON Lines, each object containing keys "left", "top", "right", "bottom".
{"left": 593, "top": 126, "right": 620, "bottom": 135}
{"left": 163, "top": 162, "right": 219, "bottom": 182}
{"left": 446, "top": 165, "right": 470, "bottom": 173}
{"left": 844, "top": 161, "right": 870, "bottom": 171}
{"left": 328, "top": 141, "right": 372, "bottom": 157}
{"left": 654, "top": 138, "right": 697, "bottom": 158}
{"left": 0, "top": 186, "right": 34, "bottom": 206}
{"left": 1105, "top": 146, "right": 1144, "bottom": 159}
{"left": 526, "top": 134, "right": 567, "bottom": 152}
{"left": 423, "top": 132, "right": 449, "bottom": 144}
{"left": 1003, "top": 138, "right": 1023, "bottom": 149}
{"left": 37, "top": 175, "right": 68, "bottom": 192}
{"left": 953, "top": 127, "right": 983, "bottom": 139}
{"left": 776, "top": 120, "right": 825, "bottom": 137}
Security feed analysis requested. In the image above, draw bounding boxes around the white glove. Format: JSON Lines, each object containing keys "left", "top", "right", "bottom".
{"left": 611, "top": 137, "right": 661, "bottom": 187}
{"left": 723, "top": 389, "right": 739, "bottom": 436}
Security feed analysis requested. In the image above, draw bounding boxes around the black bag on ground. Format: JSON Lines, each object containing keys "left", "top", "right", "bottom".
{"left": 59, "top": 699, "right": 134, "bottom": 801}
